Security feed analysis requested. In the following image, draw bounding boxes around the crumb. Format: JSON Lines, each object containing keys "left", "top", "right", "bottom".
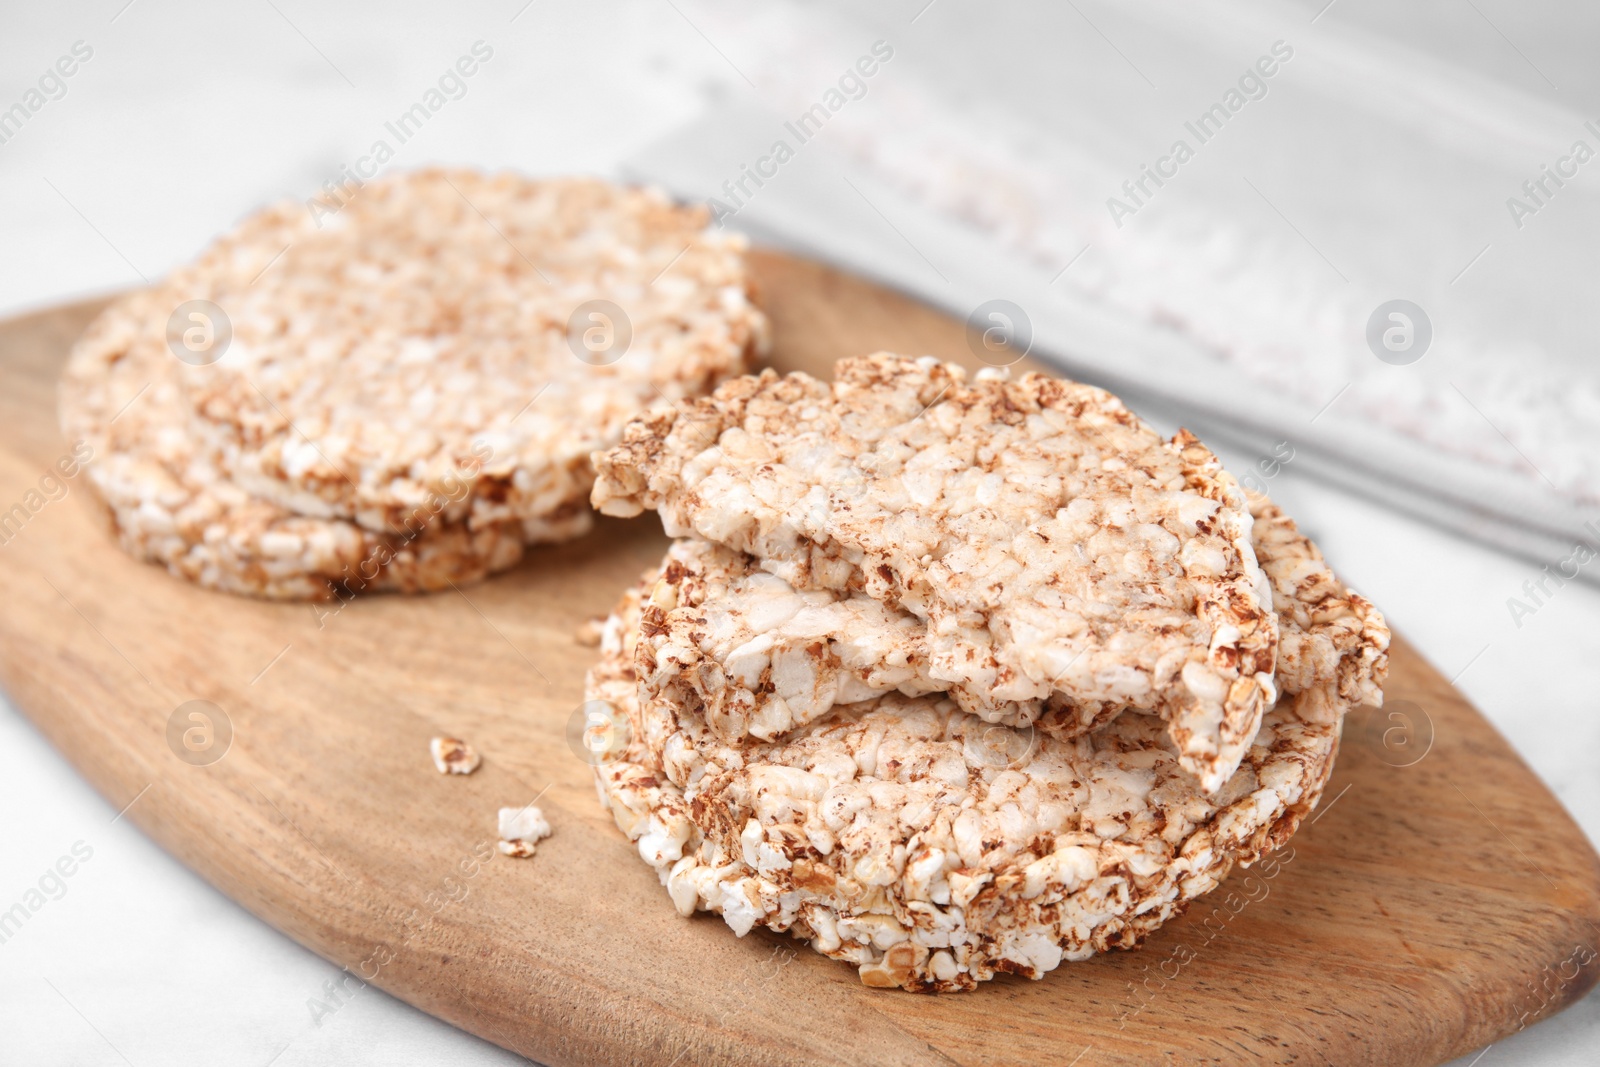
{"left": 497, "top": 804, "right": 551, "bottom": 858}
{"left": 430, "top": 736, "right": 481, "bottom": 775}
{"left": 574, "top": 616, "right": 606, "bottom": 647}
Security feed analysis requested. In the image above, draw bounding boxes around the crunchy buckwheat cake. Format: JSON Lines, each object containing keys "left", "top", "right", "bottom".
{"left": 635, "top": 498, "right": 1390, "bottom": 754}
{"left": 59, "top": 169, "right": 767, "bottom": 598}
{"left": 59, "top": 305, "right": 525, "bottom": 599}
{"left": 593, "top": 354, "right": 1277, "bottom": 793}
{"left": 587, "top": 497, "right": 1386, "bottom": 992}
{"left": 194, "top": 170, "right": 766, "bottom": 535}
{"left": 587, "top": 565, "right": 1344, "bottom": 992}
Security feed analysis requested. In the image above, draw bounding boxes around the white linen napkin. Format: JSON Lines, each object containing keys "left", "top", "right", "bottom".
{"left": 622, "top": 0, "right": 1600, "bottom": 583}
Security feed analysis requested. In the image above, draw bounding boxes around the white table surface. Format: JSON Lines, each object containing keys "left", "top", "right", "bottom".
{"left": 2, "top": 3, "right": 1596, "bottom": 1064}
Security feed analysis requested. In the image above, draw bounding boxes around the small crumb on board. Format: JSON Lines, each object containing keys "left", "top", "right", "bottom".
{"left": 498, "top": 804, "right": 552, "bottom": 858}
{"left": 430, "top": 737, "right": 481, "bottom": 775}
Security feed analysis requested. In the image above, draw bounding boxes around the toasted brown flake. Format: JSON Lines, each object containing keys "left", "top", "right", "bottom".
{"left": 430, "top": 736, "right": 481, "bottom": 775}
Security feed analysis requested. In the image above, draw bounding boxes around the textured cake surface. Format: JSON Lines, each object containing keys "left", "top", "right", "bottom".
{"left": 59, "top": 170, "right": 767, "bottom": 598}
{"left": 584, "top": 490, "right": 1387, "bottom": 991}
{"left": 594, "top": 354, "right": 1278, "bottom": 792}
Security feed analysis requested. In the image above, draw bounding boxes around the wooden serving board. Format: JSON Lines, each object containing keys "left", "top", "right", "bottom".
{"left": 2, "top": 251, "right": 1597, "bottom": 1067}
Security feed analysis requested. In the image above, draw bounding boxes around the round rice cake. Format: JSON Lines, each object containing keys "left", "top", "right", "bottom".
{"left": 60, "top": 299, "right": 527, "bottom": 599}
{"left": 593, "top": 354, "right": 1277, "bottom": 793}
{"left": 588, "top": 497, "right": 1385, "bottom": 991}
{"left": 589, "top": 569, "right": 1340, "bottom": 993}
{"left": 192, "top": 170, "right": 766, "bottom": 533}
{"left": 59, "top": 169, "right": 766, "bottom": 598}
{"left": 633, "top": 488, "right": 1388, "bottom": 764}
{"left": 630, "top": 494, "right": 1388, "bottom": 754}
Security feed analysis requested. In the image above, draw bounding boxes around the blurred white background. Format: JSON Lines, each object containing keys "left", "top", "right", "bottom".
{"left": 2, "top": 2, "right": 1597, "bottom": 1064}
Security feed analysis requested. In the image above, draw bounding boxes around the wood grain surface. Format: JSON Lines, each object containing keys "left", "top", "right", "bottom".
{"left": 1, "top": 250, "right": 1597, "bottom": 1067}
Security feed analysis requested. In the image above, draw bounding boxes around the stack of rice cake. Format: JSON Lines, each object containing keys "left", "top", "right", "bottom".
{"left": 59, "top": 170, "right": 767, "bottom": 599}
{"left": 585, "top": 353, "right": 1388, "bottom": 991}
